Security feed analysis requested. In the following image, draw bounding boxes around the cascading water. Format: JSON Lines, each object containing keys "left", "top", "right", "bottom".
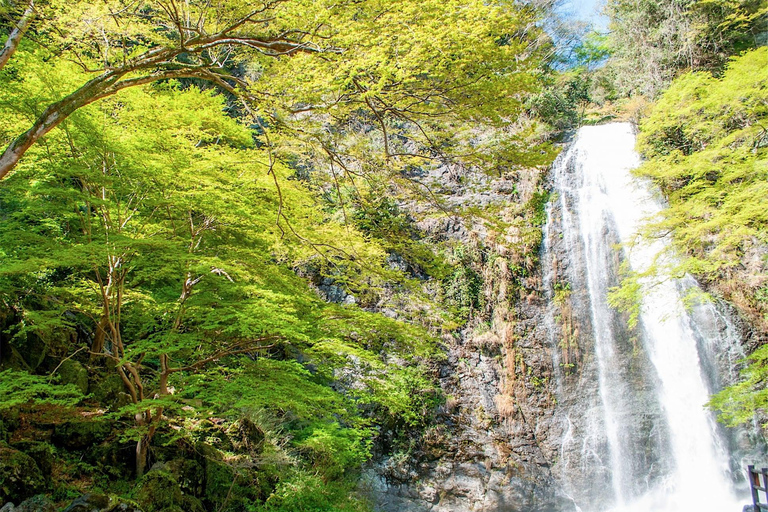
{"left": 543, "top": 122, "right": 747, "bottom": 512}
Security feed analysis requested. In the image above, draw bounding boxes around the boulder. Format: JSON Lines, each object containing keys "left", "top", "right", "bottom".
{"left": 62, "top": 493, "right": 110, "bottom": 512}
{"left": 90, "top": 374, "right": 132, "bottom": 409}
{"left": 0, "top": 445, "right": 45, "bottom": 504}
{"left": 52, "top": 420, "right": 111, "bottom": 450}
{"left": 133, "top": 470, "right": 203, "bottom": 512}
{"left": 61, "top": 493, "right": 143, "bottom": 512}
{"left": 56, "top": 360, "right": 89, "bottom": 394}
{"left": 10, "top": 443, "right": 53, "bottom": 482}
{"left": 15, "top": 495, "right": 56, "bottom": 512}
{"left": 9, "top": 333, "right": 47, "bottom": 371}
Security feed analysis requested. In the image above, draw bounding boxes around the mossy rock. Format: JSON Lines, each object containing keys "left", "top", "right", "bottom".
{"left": 8, "top": 333, "right": 48, "bottom": 371}
{"left": 61, "top": 493, "right": 109, "bottom": 511}
{"left": 10, "top": 441, "right": 53, "bottom": 482}
{"left": 0, "top": 420, "right": 8, "bottom": 443}
{"left": 133, "top": 470, "right": 203, "bottom": 512}
{"left": 61, "top": 493, "right": 144, "bottom": 512}
{"left": 14, "top": 494, "right": 57, "bottom": 512}
{"left": 52, "top": 420, "right": 111, "bottom": 450}
{"left": 0, "top": 444, "right": 46, "bottom": 504}
{"left": 162, "top": 459, "right": 205, "bottom": 498}
{"left": 85, "top": 440, "right": 133, "bottom": 473}
{"left": 91, "top": 374, "right": 132, "bottom": 409}
{"left": 56, "top": 360, "right": 89, "bottom": 394}
{"left": 0, "top": 407, "right": 20, "bottom": 431}
{"left": 193, "top": 443, "right": 234, "bottom": 506}
{"left": 0, "top": 408, "right": 20, "bottom": 444}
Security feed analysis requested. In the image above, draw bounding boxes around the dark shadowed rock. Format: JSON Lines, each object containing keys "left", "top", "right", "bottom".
{"left": 0, "top": 445, "right": 45, "bottom": 504}
{"left": 52, "top": 420, "right": 111, "bottom": 450}
{"left": 62, "top": 493, "right": 144, "bottom": 512}
{"left": 14, "top": 495, "right": 56, "bottom": 512}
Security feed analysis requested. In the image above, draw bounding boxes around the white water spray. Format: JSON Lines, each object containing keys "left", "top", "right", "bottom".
{"left": 547, "top": 123, "right": 744, "bottom": 512}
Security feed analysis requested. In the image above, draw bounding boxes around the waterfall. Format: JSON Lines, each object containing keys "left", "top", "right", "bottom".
{"left": 544, "top": 122, "right": 746, "bottom": 512}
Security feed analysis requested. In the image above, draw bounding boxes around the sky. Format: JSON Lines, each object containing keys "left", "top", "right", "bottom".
{"left": 562, "top": 0, "right": 609, "bottom": 30}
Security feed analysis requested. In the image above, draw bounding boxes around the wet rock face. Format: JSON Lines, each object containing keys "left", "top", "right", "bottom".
{"left": 364, "top": 160, "right": 574, "bottom": 511}
{"left": 365, "top": 311, "right": 572, "bottom": 512}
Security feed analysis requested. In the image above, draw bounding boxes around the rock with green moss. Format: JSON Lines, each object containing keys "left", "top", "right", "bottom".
{"left": 14, "top": 494, "right": 57, "bottom": 512}
{"left": 133, "top": 470, "right": 203, "bottom": 512}
{"left": 61, "top": 493, "right": 144, "bottom": 512}
{"left": 90, "top": 374, "right": 132, "bottom": 409}
{"left": 161, "top": 460, "right": 205, "bottom": 498}
{"left": 52, "top": 420, "right": 111, "bottom": 450}
{"left": 0, "top": 445, "right": 45, "bottom": 504}
{"left": 61, "top": 493, "right": 109, "bottom": 512}
{"left": 56, "top": 360, "right": 89, "bottom": 394}
{"left": 9, "top": 442, "right": 53, "bottom": 484}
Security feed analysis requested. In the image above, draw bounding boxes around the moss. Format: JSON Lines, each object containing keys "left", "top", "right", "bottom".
{"left": 134, "top": 471, "right": 182, "bottom": 511}
{"left": 133, "top": 470, "right": 204, "bottom": 512}
{"left": 0, "top": 444, "right": 46, "bottom": 503}
{"left": 56, "top": 360, "right": 89, "bottom": 394}
{"left": 90, "top": 373, "right": 132, "bottom": 409}
{"left": 14, "top": 494, "right": 57, "bottom": 512}
{"left": 10, "top": 441, "right": 54, "bottom": 483}
{"left": 52, "top": 419, "right": 111, "bottom": 450}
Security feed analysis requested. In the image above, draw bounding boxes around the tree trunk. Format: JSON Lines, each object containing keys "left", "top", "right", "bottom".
{"left": 135, "top": 436, "right": 149, "bottom": 478}
{"left": 90, "top": 315, "right": 110, "bottom": 357}
{"left": 0, "top": 0, "right": 35, "bottom": 72}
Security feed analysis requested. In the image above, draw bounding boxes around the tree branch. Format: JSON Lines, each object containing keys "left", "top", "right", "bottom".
{"left": 0, "top": 24, "right": 338, "bottom": 180}
{"left": 0, "top": 0, "right": 34, "bottom": 72}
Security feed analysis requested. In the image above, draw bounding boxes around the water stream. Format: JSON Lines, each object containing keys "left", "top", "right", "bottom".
{"left": 544, "top": 122, "right": 746, "bottom": 512}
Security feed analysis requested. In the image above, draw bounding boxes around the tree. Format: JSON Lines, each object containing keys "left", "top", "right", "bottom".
{"left": 619, "top": 48, "right": 768, "bottom": 428}
{"left": 604, "top": 0, "right": 767, "bottom": 98}
{"left": 0, "top": 0, "right": 549, "bottom": 182}
{"left": 0, "top": 0, "right": 341, "bottom": 179}
{"left": 0, "top": 0, "right": 555, "bottom": 491}
{"left": 0, "top": 70, "right": 394, "bottom": 476}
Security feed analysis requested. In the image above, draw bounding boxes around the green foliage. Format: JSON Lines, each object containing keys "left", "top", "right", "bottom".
{"left": 629, "top": 47, "right": 768, "bottom": 426}
{"left": 0, "top": 369, "right": 83, "bottom": 411}
{"left": 604, "top": 0, "right": 767, "bottom": 98}
{"left": 607, "top": 265, "right": 644, "bottom": 330}
{"left": 635, "top": 48, "right": 768, "bottom": 281}
{"left": 530, "top": 70, "right": 595, "bottom": 130}
{"left": 0, "top": 1, "right": 559, "bottom": 508}
{"left": 709, "top": 344, "right": 768, "bottom": 427}
{"left": 0, "top": 46, "right": 442, "bottom": 509}
{"left": 572, "top": 32, "right": 612, "bottom": 71}
{"left": 444, "top": 259, "right": 485, "bottom": 317}
{"left": 352, "top": 195, "right": 449, "bottom": 280}
{"left": 526, "top": 189, "right": 552, "bottom": 227}
{"left": 261, "top": 471, "right": 368, "bottom": 512}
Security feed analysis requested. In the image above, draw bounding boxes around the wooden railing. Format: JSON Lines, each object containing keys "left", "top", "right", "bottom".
{"left": 749, "top": 465, "right": 768, "bottom": 511}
